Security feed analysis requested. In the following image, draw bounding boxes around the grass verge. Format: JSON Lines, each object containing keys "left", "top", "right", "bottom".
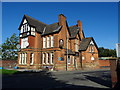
{"left": 0, "top": 69, "right": 18, "bottom": 75}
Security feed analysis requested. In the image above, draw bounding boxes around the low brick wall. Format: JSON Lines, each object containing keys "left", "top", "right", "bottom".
{"left": 0, "top": 60, "right": 17, "bottom": 68}
{"left": 99, "top": 60, "right": 110, "bottom": 68}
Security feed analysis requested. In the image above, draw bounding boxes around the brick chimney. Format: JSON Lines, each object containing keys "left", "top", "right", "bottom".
{"left": 77, "top": 20, "right": 85, "bottom": 39}
{"left": 58, "top": 14, "right": 66, "bottom": 26}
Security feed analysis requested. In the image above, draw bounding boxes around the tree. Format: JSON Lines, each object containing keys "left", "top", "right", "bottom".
{"left": 1, "top": 33, "right": 19, "bottom": 60}
{"left": 98, "top": 47, "right": 116, "bottom": 57}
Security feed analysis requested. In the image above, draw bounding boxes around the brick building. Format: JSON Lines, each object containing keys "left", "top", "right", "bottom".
{"left": 17, "top": 14, "right": 99, "bottom": 71}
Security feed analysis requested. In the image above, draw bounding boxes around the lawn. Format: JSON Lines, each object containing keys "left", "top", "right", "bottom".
{"left": 0, "top": 69, "right": 18, "bottom": 75}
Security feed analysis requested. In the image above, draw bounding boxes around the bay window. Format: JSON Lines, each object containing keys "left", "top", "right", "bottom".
{"left": 19, "top": 53, "right": 27, "bottom": 65}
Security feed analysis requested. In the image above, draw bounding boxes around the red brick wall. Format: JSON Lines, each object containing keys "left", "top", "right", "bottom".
{"left": 0, "top": 60, "right": 17, "bottom": 68}
{"left": 99, "top": 60, "right": 110, "bottom": 68}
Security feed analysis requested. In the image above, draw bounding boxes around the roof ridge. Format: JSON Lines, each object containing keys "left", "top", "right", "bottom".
{"left": 24, "top": 14, "right": 48, "bottom": 25}
{"left": 47, "top": 22, "right": 59, "bottom": 26}
{"left": 69, "top": 25, "right": 77, "bottom": 28}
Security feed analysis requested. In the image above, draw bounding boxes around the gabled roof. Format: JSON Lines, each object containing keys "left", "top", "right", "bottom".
{"left": 18, "top": 14, "right": 47, "bottom": 33}
{"left": 79, "top": 37, "right": 98, "bottom": 51}
{"left": 69, "top": 25, "right": 79, "bottom": 39}
{"left": 42, "top": 22, "right": 62, "bottom": 35}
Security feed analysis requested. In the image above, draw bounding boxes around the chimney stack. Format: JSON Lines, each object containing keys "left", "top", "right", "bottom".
{"left": 77, "top": 20, "right": 82, "bottom": 31}
{"left": 77, "top": 20, "right": 85, "bottom": 39}
{"left": 58, "top": 14, "right": 66, "bottom": 26}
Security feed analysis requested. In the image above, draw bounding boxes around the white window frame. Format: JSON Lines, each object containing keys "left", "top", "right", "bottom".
{"left": 51, "top": 36, "right": 54, "bottom": 47}
{"left": 46, "top": 53, "right": 49, "bottom": 64}
{"left": 42, "top": 53, "right": 45, "bottom": 64}
{"left": 22, "top": 53, "right": 25, "bottom": 64}
{"left": 21, "top": 26, "right": 23, "bottom": 33}
{"left": 19, "top": 53, "right": 22, "bottom": 64}
{"left": 68, "top": 56, "right": 71, "bottom": 64}
{"left": 91, "top": 56, "right": 95, "bottom": 60}
{"left": 89, "top": 40, "right": 94, "bottom": 52}
{"left": 50, "top": 53, "right": 53, "bottom": 64}
{"left": 43, "top": 37, "right": 46, "bottom": 48}
{"left": 82, "top": 56, "right": 85, "bottom": 60}
{"left": 24, "top": 53, "right": 27, "bottom": 64}
{"left": 21, "top": 37, "right": 29, "bottom": 49}
{"left": 47, "top": 37, "right": 50, "bottom": 48}
{"left": 72, "top": 56, "right": 74, "bottom": 64}
{"left": 30, "top": 53, "right": 34, "bottom": 65}
{"left": 31, "top": 27, "right": 35, "bottom": 36}
{"left": 28, "top": 24, "right": 30, "bottom": 31}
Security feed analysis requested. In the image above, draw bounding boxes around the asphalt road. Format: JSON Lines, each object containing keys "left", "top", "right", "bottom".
{"left": 2, "top": 69, "right": 112, "bottom": 89}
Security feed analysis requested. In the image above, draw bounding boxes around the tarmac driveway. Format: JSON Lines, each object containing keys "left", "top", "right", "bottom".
{"left": 2, "top": 69, "right": 112, "bottom": 89}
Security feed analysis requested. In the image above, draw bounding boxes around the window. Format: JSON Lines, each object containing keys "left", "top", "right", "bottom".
{"left": 50, "top": 53, "right": 54, "bottom": 64}
{"left": 82, "top": 56, "right": 85, "bottom": 60}
{"left": 31, "top": 27, "right": 35, "bottom": 36}
{"left": 46, "top": 53, "right": 48, "bottom": 64}
{"left": 89, "top": 40, "right": 94, "bottom": 52}
{"left": 72, "top": 56, "right": 74, "bottom": 64}
{"left": 89, "top": 45, "right": 94, "bottom": 52}
{"left": 19, "top": 53, "right": 22, "bottom": 64}
{"left": 21, "top": 26, "right": 23, "bottom": 33}
{"left": 19, "top": 53, "right": 27, "bottom": 65}
{"left": 43, "top": 37, "right": 46, "bottom": 48}
{"left": 42, "top": 53, "right": 45, "bottom": 64}
{"left": 91, "top": 56, "right": 95, "bottom": 60}
{"left": 28, "top": 25, "right": 30, "bottom": 31}
{"left": 30, "top": 53, "right": 34, "bottom": 65}
{"left": 22, "top": 53, "right": 25, "bottom": 64}
{"left": 48, "top": 53, "right": 50, "bottom": 64}
{"left": 68, "top": 56, "right": 70, "bottom": 64}
{"left": 75, "top": 39, "right": 79, "bottom": 52}
{"left": 21, "top": 37, "right": 29, "bottom": 48}
{"left": 23, "top": 24, "right": 28, "bottom": 32}
{"left": 24, "top": 53, "right": 27, "bottom": 64}
{"left": 51, "top": 36, "right": 54, "bottom": 47}
{"left": 47, "top": 37, "right": 50, "bottom": 48}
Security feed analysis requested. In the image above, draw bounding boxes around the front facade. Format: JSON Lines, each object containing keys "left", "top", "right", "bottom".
{"left": 17, "top": 14, "right": 99, "bottom": 71}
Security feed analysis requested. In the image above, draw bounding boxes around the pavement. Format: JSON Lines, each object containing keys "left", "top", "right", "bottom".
{"left": 2, "top": 69, "right": 112, "bottom": 89}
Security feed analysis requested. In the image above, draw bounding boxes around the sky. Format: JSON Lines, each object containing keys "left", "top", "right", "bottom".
{"left": 2, "top": 2, "right": 118, "bottom": 49}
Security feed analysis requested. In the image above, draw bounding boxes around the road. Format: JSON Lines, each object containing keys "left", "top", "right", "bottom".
{"left": 2, "top": 69, "right": 112, "bottom": 89}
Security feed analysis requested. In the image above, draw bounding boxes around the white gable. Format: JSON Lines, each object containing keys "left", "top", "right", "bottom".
{"left": 23, "top": 19, "right": 27, "bottom": 24}
{"left": 90, "top": 40, "right": 94, "bottom": 45}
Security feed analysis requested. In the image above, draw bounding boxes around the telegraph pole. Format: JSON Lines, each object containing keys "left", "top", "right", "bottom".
{"left": 66, "top": 31, "right": 68, "bottom": 71}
